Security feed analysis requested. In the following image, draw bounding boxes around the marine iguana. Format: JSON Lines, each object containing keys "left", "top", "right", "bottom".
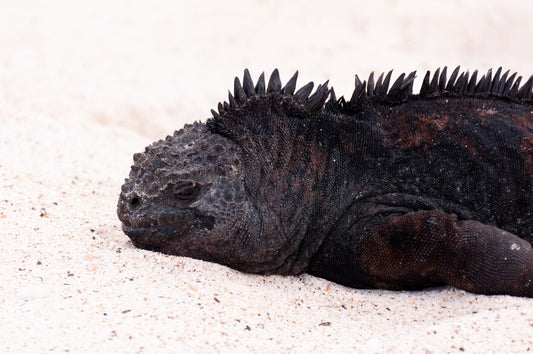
{"left": 118, "top": 67, "right": 533, "bottom": 297}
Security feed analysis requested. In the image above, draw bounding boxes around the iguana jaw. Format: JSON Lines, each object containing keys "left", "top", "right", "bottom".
{"left": 119, "top": 209, "right": 215, "bottom": 252}
{"left": 122, "top": 223, "right": 193, "bottom": 251}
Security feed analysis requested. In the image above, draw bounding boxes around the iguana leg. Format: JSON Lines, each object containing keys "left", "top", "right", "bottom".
{"left": 360, "top": 210, "right": 533, "bottom": 297}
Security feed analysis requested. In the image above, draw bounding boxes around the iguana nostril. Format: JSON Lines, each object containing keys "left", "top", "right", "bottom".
{"left": 130, "top": 196, "right": 140, "bottom": 206}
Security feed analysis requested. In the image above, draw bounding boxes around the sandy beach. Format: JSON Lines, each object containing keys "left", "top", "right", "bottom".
{"left": 1, "top": 0, "right": 532, "bottom": 352}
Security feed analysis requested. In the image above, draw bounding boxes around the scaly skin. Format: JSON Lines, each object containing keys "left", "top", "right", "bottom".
{"left": 118, "top": 68, "right": 533, "bottom": 297}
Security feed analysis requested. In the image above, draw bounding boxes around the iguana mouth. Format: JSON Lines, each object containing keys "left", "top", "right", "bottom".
{"left": 120, "top": 211, "right": 196, "bottom": 229}
{"left": 120, "top": 211, "right": 216, "bottom": 251}
{"left": 122, "top": 222, "right": 194, "bottom": 250}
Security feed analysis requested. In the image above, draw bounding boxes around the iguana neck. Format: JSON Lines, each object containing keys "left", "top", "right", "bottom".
{"left": 239, "top": 108, "right": 390, "bottom": 275}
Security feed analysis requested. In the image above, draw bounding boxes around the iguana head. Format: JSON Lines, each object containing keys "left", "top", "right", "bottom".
{"left": 118, "top": 69, "right": 335, "bottom": 274}
{"left": 117, "top": 122, "right": 247, "bottom": 262}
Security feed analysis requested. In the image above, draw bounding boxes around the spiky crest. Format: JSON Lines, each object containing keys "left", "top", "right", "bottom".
{"left": 416, "top": 66, "right": 533, "bottom": 102}
{"left": 210, "top": 67, "right": 533, "bottom": 123}
{"left": 209, "top": 69, "right": 331, "bottom": 123}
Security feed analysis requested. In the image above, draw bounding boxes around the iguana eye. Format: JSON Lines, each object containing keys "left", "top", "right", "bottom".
{"left": 174, "top": 181, "right": 199, "bottom": 201}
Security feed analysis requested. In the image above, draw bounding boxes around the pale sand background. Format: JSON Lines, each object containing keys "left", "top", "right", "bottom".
{"left": 1, "top": 0, "right": 533, "bottom": 352}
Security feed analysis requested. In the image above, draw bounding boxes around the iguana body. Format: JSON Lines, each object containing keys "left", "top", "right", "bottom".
{"left": 118, "top": 67, "right": 533, "bottom": 297}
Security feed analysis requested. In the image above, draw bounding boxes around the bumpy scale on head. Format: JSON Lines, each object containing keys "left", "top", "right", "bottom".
{"left": 117, "top": 122, "right": 247, "bottom": 261}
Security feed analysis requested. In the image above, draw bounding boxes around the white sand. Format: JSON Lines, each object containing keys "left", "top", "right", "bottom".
{"left": 1, "top": 0, "right": 532, "bottom": 352}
